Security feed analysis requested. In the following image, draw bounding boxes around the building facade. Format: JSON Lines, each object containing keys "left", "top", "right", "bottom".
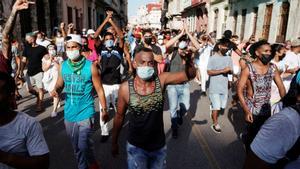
{"left": 162, "top": 0, "right": 208, "bottom": 32}
{"left": 0, "top": 0, "right": 128, "bottom": 40}
{"left": 129, "top": 2, "right": 162, "bottom": 29}
{"left": 209, "top": 0, "right": 300, "bottom": 43}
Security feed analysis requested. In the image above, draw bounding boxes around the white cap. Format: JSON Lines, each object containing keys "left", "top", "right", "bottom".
{"left": 87, "top": 29, "right": 95, "bottom": 35}
{"left": 178, "top": 41, "right": 187, "bottom": 49}
{"left": 66, "top": 34, "right": 82, "bottom": 45}
{"left": 158, "top": 35, "right": 164, "bottom": 40}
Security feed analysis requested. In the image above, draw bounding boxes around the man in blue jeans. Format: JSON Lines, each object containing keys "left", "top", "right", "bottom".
{"left": 112, "top": 46, "right": 196, "bottom": 169}
{"left": 167, "top": 39, "right": 191, "bottom": 138}
{"left": 207, "top": 38, "right": 233, "bottom": 133}
{"left": 51, "top": 34, "right": 108, "bottom": 169}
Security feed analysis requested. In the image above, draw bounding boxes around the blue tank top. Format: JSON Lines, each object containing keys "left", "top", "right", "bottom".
{"left": 61, "top": 59, "right": 95, "bottom": 122}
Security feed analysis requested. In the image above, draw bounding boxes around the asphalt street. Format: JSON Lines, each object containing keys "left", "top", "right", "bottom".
{"left": 16, "top": 82, "right": 246, "bottom": 169}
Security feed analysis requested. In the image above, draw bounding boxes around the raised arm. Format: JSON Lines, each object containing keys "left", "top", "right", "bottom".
{"left": 186, "top": 31, "right": 201, "bottom": 50}
{"left": 60, "top": 22, "right": 67, "bottom": 38}
{"left": 159, "top": 54, "right": 196, "bottom": 87}
{"left": 67, "top": 23, "right": 74, "bottom": 35}
{"left": 94, "top": 14, "right": 110, "bottom": 38}
{"left": 164, "top": 28, "right": 185, "bottom": 50}
{"left": 2, "top": 0, "right": 34, "bottom": 59}
{"left": 108, "top": 18, "right": 124, "bottom": 48}
{"left": 124, "top": 44, "right": 133, "bottom": 73}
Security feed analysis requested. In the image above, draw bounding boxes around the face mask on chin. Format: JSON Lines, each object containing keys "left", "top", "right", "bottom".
{"left": 136, "top": 66, "right": 155, "bottom": 81}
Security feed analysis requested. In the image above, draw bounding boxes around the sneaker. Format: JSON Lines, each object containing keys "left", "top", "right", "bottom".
{"left": 51, "top": 111, "right": 58, "bottom": 118}
{"left": 211, "top": 124, "right": 221, "bottom": 133}
{"left": 100, "top": 135, "right": 110, "bottom": 143}
{"left": 172, "top": 128, "right": 178, "bottom": 139}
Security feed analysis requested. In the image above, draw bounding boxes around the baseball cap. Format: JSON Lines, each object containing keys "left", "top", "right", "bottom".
{"left": 158, "top": 35, "right": 164, "bottom": 40}
{"left": 87, "top": 29, "right": 95, "bottom": 35}
{"left": 291, "top": 39, "right": 300, "bottom": 47}
{"left": 65, "top": 34, "right": 82, "bottom": 45}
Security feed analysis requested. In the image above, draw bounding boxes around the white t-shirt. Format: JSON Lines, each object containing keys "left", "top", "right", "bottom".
{"left": 198, "top": 45, "right": 213, "bottom": 67}
{"left": 251, "top": 107, "right": 300, "bottom": 167}
{"left": 282, "top": 51, "right": 300, "bottom": 71}
{"left": 0, "top": 112, "right": 49, "bottom": 169}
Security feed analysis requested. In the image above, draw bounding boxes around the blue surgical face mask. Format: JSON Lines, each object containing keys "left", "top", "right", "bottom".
{"left": 66, "top": 50, "right": 81, "bottom": 60}
{"left": 105, "top": 39, "right": 114, "bottom": 48}
{"left": 136, "top": 66, "right": 155, "bottom": 81}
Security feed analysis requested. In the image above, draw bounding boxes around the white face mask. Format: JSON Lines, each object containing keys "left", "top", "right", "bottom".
{"left": 48, "top": 50, "right": 57, "bottom": 56}
{"left": 66, "top": 50, "right": 81, "bottom": 60}
{"left": 158, "top": 39, "right": 164, "bottom": 45}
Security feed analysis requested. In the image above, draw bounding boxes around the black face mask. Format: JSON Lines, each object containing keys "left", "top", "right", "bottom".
{"left": 220, "top": 48, "right": 228, "bottom": 56}
{"left": 260, "top": 54, "right": 273, "bottom": 65}
{"left": 280, "top": 53, "right": 286, "bottom": 60}
{"left": 144, "top": 37, "right": 152, "bottom": 45}
{"left": 136, "top": 39, "right": 141, "bottom": 43}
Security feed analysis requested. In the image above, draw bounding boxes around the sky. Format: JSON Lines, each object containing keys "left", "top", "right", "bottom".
{"left": 128, "top": 0, "right": 159, "bottom": 17}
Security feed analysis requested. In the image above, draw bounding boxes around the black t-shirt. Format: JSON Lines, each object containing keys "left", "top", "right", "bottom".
{"left": 98, "top": 45, "right": 123, "bottom": 85}
{"left": 228, "top": 41, "right": 238, "bottom": 51}
{"left": 23, "top": 45, "right": 47, "bottom": 76}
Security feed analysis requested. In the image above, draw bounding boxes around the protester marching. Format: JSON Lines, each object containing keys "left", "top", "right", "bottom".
{"left": 0, "top": 0, "right": 299, "bottom": 169}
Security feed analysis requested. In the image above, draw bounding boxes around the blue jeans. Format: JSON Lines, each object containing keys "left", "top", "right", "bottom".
{"left": 167, "top": 83, "right": 190, "bottom": 129}
{"left": 65, "top": 118, "right": 96, "bottom": 169}
{"left": 127, "top": 143, "right": 167, "bottom": 169}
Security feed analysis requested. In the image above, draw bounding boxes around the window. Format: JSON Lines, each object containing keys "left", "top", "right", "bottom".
{"left": 252, "top": 7, "right": 258, "bottom": 36}
{"left": 276, "top": 2, "right": 290, "bottom": 42}
{"left": 213, "top": 9, "right": 219, "bottom": 32}
{"left": 88, "top": 7, "right": 92, "bottom": 28}
{"left": 67, "top": 6, "right": 73, "bottom": 24}
{"left": 240, "top": 9, "right": 247, "bottom": 40}
{"left": 262, "top": 4, "right": 273, "bottom": 40}
{"left": 233, "top": 11, "right": 238, "bottom": 34}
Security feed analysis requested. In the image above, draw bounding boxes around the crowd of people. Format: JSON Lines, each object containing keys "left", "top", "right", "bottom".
{"left": 0, "top": 1, "right": 299, "bottom": 169}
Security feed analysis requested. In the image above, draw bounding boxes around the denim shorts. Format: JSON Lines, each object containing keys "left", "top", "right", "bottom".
{"left": 127, "top": 142, "right": 167, "bottom": 169}
{"left": 209, "top": 93, "right": 228, "bottom": 110}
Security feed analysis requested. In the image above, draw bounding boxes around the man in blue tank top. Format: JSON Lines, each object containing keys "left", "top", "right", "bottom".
{"left": 51, "top": 34, "right": 108, "bottom": 169}
{"left": 112, "top": 46, "right": 196, "bottom": 169}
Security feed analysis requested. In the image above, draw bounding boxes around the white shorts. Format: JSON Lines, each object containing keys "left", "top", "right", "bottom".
{"left": 26, "top": 72, "right": 44, "bottom": 89}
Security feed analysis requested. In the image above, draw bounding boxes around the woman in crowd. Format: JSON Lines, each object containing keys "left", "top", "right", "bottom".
{"left": 42, "top": 44, "right": 63, "bottom": 117}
